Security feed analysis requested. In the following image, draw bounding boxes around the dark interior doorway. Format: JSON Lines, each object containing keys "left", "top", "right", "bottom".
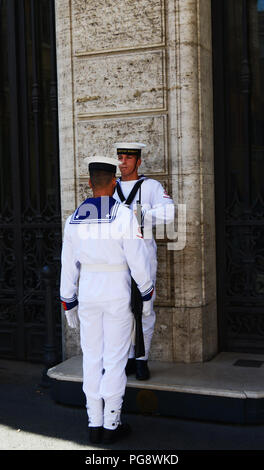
{"left": 212, "top": 0, "right": 264, "bottom": 353}
{"left": 0, "top": 0, "right": 62, "bottom": 362}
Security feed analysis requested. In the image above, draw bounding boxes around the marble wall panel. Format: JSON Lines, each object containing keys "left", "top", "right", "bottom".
{"left": 63, "top": 319, "right": 82, "bottom": 359}
{"left": 149, "top": 306, "right": 174, "bottom": 362}
{"left": 173, "top": 248, "right": 203, "bottom": 308}
{"left": 77, "top": 181, "right": 93, "bottom": 206}
{"left": 198, "top": 0, "right": 213, "bottom": 52}
{"left": 171, "top": 172, "right": 216, "bottom": 313}
{"left": 172, "top": 306, "right": 191, "bottom": 363}
{"left": 189, "top": 305, "right": 203, "bottom": 362}
{"left": 172, "top": 302, "right": 217, "bottom": 363}
{"left": 155, "top": 243, "right": 173, "bottom": 306}
{"left": 72, "top": 0, "right": 165, "bottom": 53}
{"left": 172, "top": 305, "right": 203, "bottom": 363}
{"left": 169, "top": 1, "right": 215, "bottom": 178}
{"left": 199, "top": 47, "right": 214, "bottom": 175}
{"left": 76, "top": 116, "right": 168, "bottom": 175}
{"left": 74, "top": 50, "right": 166, "bottom": 115}
{"left": 172, "top": 227, "right": 216, "bottom": 307}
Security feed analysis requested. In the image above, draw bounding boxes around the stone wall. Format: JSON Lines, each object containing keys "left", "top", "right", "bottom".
{"left": 55, "top": 0, "right": 218, "bottom": 363}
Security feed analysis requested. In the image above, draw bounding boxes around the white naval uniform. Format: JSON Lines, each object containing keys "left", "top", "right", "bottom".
{"left": 60, "top": 196, "right": 152, "bottom": 429}
{"left": 113, "top": 177, "right": 174, "bottom": 360}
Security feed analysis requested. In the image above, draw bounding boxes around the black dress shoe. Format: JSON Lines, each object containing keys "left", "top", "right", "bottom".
{"left": 102, "top": 423, "right": 131, "bottom": 445}
{"left": 89, "top": 426, "right": 103, "bottom": 444}
{"left": 136, "top": 360, "right": 150, "bottom": 380}
{"left": 125, "top": 358, "right": 136, "bottom": 375}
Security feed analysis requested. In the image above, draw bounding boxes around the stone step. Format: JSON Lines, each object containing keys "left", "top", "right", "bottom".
{"left": 47, "top": 352, "right": 264, "bottom": 424}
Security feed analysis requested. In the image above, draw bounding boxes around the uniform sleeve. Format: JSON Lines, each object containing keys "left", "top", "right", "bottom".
{"left": 123, "top": 211, "right": 154, "bottom": 298}
{"left": 143, "top": 180, "right": 174, "bottom": 226}
{"left": 60, "top": 218, "right": 80, "bottom": 311}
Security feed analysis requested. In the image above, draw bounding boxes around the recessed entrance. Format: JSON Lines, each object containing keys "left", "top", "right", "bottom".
{"left": 212, "top": 0, "right": 264, "bottom": 352}
{"left": 0, "top": 0, "right": 62, "bottom": 362}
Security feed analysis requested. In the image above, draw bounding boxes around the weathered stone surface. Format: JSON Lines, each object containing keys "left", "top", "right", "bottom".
{"left": 172, "top": 300, "right": 218, "bottom": 363}
{"left": 155, "top": 243, "right": 173, "bottom": 306}
{"left": 56, "top": 0, "right": 217, "bottom": 363}
{"left": 74, "top": 50, "right": 166, "bottom": 115}
{"left": 77, "top": 181, "right": 93, "bottom": 206}
{"left": 150, "top": 306, "right": 173, "bottom": 362}
{"left": 63, "top": 318, "right": 82, "bottom": 360}
{"left": 72, "top": 0, "right": 165, "bottom": 53}
{"left": 55, "top": 0, "right": 76, "bottom": 218}
{"left": 76, "top": 116, "right": 168, "bottom": 175}
{"left": 172, "top": 305, "right": 202, "bottom": 363}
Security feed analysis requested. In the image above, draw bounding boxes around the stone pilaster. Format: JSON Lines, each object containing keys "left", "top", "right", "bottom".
{"left": 167, "top": 0, "right": 218, "bottom": 361}
{"left": 55, "top": 0, "right": 218, "bottom": 362}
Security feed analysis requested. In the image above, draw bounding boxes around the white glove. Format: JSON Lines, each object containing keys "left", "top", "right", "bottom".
{"left": 65, "top": 306, "right": 79, "bottom": 328}
{"left": 142, "top": 299, "right": 152, "bottom": 317}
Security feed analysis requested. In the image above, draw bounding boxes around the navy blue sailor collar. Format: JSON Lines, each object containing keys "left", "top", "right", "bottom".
{"left": 70, "top": 196, "right": 120, "bottom": 224}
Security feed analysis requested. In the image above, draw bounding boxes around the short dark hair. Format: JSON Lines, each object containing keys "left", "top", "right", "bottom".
{"left": 90, "top": 170, "right": 115, "bottom": 188}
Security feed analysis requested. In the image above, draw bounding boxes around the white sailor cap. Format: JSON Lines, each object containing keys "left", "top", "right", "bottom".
{"left": 84, "top": 156, "right": 120, "bottom": 173}
{"left": 114, "top": 142, "right": 146, "bottom": 156}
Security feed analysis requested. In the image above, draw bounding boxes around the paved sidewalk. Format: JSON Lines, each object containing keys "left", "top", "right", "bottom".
{"left": 0, "top": 359, "right": 264, "bottom": 451}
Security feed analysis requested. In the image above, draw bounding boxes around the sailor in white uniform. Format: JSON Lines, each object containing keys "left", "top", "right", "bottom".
{"left": 113, "top": 142, "right": 174, "bottom": 380}
{"left": 60, "top": 156, "right": 153, "bottom": 445}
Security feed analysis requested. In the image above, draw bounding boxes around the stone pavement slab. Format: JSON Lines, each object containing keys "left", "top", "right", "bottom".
{"left": 1, "top": 358, "right": 264, "bottom": 451}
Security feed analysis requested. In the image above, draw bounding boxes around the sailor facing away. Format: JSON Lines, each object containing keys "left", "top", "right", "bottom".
{"left": 113, "top": 142, "right": 174, "bottom": 380}
{"left": 60, "top": 156, "right": 153, "bottom": 445}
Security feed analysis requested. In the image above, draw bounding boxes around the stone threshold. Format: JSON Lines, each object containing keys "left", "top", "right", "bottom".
{"left": 48, "top": 351, "right": 264, "bottom": 399}
{"left": 47, "top": 352, "right": 264, "bottom": 424}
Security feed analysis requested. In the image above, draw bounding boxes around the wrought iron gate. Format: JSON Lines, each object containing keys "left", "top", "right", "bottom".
{"left": 212, "top": 0, "right": 264, "bottom": 352}
{"left": 0, "top": 0, "right": 62, "bottom": 362}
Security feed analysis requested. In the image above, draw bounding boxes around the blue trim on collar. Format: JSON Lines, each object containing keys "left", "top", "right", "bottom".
{"left": 70, "top": 196, "right": 120, "bottom": 224}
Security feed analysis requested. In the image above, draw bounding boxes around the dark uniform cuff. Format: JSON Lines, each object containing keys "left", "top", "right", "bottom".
{"left": 141, "top": 285, "right": 154, "bottom": 301}
{"left": 61, "top": 298, "right": 78, "bottom": 311}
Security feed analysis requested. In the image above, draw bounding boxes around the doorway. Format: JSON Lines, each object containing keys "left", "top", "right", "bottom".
{"left": 212, "top": 0, "right": 264, "bottom": 352}
{"left": 0, "top": 0, "right": 62, "bottom": 361}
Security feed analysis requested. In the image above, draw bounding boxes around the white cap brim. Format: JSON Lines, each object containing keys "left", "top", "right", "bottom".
{"left": 114, "top": 142, "right": 146, "bottom": 150}
{"left": 84, "top": 156, "right": 120, "bottom": 167}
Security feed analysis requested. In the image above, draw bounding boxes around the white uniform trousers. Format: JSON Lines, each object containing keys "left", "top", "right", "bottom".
{"left": 78, "top": 297, "right": 133, "bottom": 429}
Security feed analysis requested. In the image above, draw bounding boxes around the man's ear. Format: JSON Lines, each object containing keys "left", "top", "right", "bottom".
{"left": 88, "top": 177, "right": 92, "bottom": 188}
{"left": 136, "top": 158, "right": 142, "bottom": 170}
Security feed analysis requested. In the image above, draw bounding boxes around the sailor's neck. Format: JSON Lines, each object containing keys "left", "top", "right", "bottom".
{"left": 120, "top": 176, "right": 140, "bottom": 182}
{"left": 91, "top": 193, "right": 114, "bottom": 198}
